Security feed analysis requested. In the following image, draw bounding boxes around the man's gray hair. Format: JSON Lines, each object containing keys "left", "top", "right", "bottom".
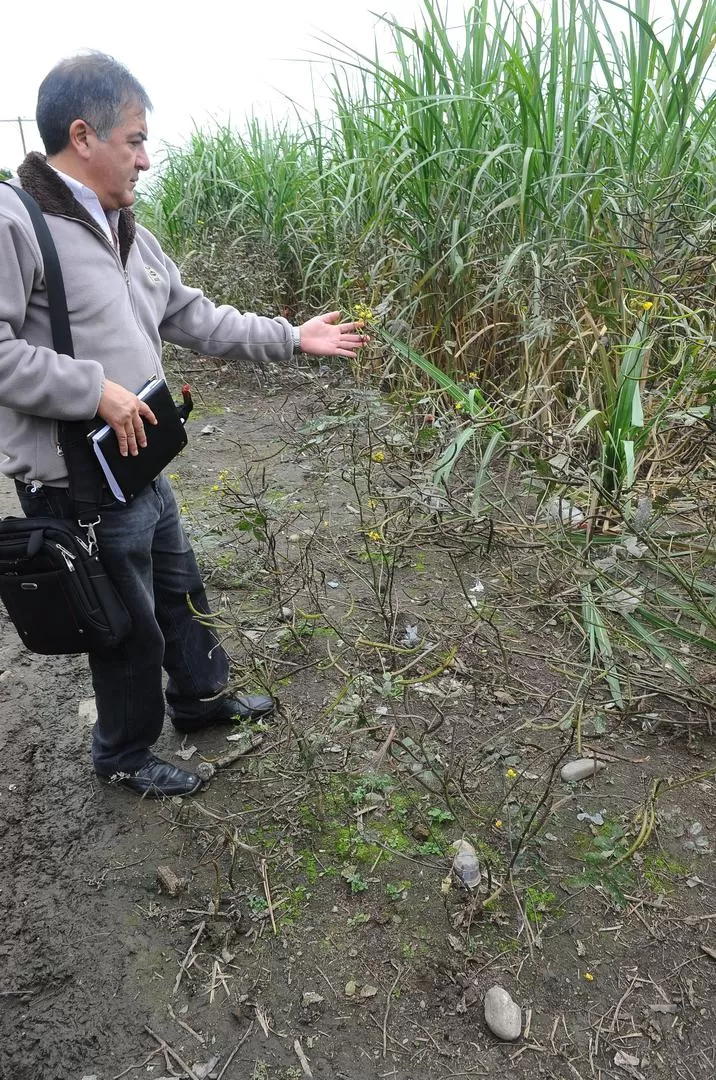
{"left": 36, "top": 52, "right": 152, "bottom": 156}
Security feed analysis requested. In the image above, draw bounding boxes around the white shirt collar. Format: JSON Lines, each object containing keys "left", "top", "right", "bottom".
{"left": 49, "top": 165, "right": 120, "bottom": 246}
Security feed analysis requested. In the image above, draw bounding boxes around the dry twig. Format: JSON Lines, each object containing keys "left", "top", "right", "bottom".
{"left": 261, "top": 858, "right": 278, "bottom": 935}
{"left": 294, "top": 1038, "right": 314, "bottom": 1077}
{"left": 143, "top": 1026, "right": 202, "bottom": 1080}
{"left": 382, "top": 964, "right": 404, "bottom": 1058}
{"left": 215, "top": 1022, "right": 254, "bottom": 1080}
{"left": 173, "top": 920, "right": 206, "bottom": 996}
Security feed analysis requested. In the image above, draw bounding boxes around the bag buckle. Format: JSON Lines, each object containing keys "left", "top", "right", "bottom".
{"left": 78, "top": 516, "right": 101, "bottom": 556}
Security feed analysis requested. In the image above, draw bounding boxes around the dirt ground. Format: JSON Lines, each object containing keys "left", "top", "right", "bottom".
{"left": 1, "top": 357, "right": 715, "bottom": 1080}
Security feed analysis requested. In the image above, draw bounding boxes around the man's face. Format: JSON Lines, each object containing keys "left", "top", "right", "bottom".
{"left": 85, "top": 102, "right": 150, "bottom": 210}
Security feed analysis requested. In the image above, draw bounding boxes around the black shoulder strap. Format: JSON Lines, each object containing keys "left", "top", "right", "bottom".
{"left": 2, "top": 181, "right": 106, "bottom": 522}
{"left": 2, "top": 182, "right": 75, "bottom": 357}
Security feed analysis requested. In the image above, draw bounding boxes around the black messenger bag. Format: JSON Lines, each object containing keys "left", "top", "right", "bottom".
{"left": 0, "top": 183, "right": 131, "bottom": 654}
{"left": 0, "top": 515, "right": 131, "bottom": 654}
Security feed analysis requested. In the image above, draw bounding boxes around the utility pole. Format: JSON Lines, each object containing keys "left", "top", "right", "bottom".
{"left": 0, "top": 117, "right": 34, "bottom": 158}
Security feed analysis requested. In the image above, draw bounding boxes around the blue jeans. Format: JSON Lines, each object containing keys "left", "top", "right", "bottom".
{"left": 16, "top": 475, "right": 229, "bottom": 773}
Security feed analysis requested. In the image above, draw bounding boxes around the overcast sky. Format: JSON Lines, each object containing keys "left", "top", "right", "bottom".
{"left": 0, "top": 0, "right": 698, "bottom": 170}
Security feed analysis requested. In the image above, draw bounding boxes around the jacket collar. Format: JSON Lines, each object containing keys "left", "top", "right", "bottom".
{"left": 17, "top": 151, "right": 136, "bottom": 266}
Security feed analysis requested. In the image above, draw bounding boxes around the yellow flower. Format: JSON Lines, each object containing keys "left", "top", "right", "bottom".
{"left": 468, "top": 371, "right": 477, "bottom": 380}
{"left": 505, "top": 768, "right": 518, "bottom": 780}
{"left": 352, "top": 303, "right": 375, "bottom": 323}
{"left": 494, "top": 819, "right": 503, "bottom": 828}
{"left": 371, "top": 450, "right": 385, "bottom": 463}
{"left": 455, "top": 402, "right": 464, "bottom": 411}
{"left": 368, "top": 499, "right": 377, "bottom": 509}
{"left": 584, "top": 972, "right": 594, "bottom": 981}
{"left": 367, "top": 530, "right": 382, "bottom": 542}
{"left": 211, "top": 484, "right": 220, "bottom": 492}
{"left": 642, "top": 301, "right": 653, "bottom": 311}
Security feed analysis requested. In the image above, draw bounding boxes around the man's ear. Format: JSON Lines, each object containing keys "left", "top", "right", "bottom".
{"left": 68, "top": 119, "right": 93, "bottom": 160}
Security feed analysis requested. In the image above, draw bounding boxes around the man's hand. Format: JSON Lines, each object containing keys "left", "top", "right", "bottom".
{"left": 98, "top": 379, "right": 157, "bottom": 457}
{"left": 297, "top": 312, "right": 368, "bottom": 358}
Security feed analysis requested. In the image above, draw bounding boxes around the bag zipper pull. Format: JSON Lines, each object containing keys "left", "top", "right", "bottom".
{"left": 55, "top": 543, "right": 76, "bottom": 570}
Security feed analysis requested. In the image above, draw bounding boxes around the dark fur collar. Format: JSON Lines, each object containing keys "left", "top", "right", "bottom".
{"left": 17, "top": 151, "right": 136, "bottom": 266}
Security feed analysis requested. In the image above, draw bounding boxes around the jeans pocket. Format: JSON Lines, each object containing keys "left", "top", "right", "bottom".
{"left": 15, "top": 482, "right": 72, "bottom": 520}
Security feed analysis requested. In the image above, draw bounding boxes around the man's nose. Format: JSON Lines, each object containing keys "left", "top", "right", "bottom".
{"left": 137, "top": 147, "right": 150, "bottom": 171}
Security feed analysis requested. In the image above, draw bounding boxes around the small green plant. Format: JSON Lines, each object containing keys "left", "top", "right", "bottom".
{"left": 417, "top": 837, "right": 447, "bottom": 856}
{"left": 341, "top": 865, "right": 369, "bottom": 894}
{"left": 568, "top": 818, "right": 636, "bottom": 907}
{"left": 524, "top": 885, "right": 561, "bottom": 928}
{"left": 386, "top": 880, "right": 412, "bottom": 901}
{"left": 247, "top": 893, "right": 269, "bottom": 915}
{"left": 427, "top": 807, "right": 455, "bottom": 825}
{"left": 347, "top": 912, "right": 371, "bottom": 930}
{"left": 351, "top": 773, "right": 394, "bottom": 805}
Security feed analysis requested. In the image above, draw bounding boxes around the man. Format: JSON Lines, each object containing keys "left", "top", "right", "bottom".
{"left": 0, "top": 53, "right": 365, "bottom": 798}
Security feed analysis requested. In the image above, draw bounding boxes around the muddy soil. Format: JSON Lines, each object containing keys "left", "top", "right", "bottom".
{"left": 1, "top": 359, "right": 714, "bottom": 1080}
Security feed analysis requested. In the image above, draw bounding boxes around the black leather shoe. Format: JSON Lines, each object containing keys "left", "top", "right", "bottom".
{"left": 98, "top": 756, "right": 203, "bottom": 797}
{"left": 170, "top": 693, "right": 276, "bottom": 733}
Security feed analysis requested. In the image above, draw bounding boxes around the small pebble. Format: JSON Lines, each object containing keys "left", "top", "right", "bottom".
{"left": 561, "top": 759, "right": 606, "bottom": 783}
{"left": 484, "top": 985, "right": 522, "bottom": 1041}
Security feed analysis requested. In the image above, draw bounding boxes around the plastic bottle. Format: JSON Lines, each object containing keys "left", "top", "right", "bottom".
{"left": 451, "top": 839, "right": 482, "bottom": 889}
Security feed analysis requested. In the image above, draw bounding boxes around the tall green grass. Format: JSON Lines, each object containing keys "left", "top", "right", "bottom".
{"left": 143, "top": 0, "right": 715, "bottom": 421}
{"left": 141, "top": 0, "right": 716, "bottom": 705}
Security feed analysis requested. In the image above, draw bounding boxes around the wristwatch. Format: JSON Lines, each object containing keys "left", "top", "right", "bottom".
{"left": 291, "top": 326, "right": 301, "bottom": 353}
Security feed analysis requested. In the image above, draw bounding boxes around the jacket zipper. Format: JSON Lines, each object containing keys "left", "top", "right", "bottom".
{"left": 55, "top": 214, "right": 160, "bottom": 370}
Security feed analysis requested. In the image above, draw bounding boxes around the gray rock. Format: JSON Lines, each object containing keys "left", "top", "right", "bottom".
{"left": 484, "top": 985, "right": 522, "bottom": 1041}
{"left": 561, "top": 758, "right": 606, "bottom": 783}
{"left": 78, "top": 698, "right": 98, "bottom": 726}
{"left": 195, "top": 761, "right": 216, "bottom": 782}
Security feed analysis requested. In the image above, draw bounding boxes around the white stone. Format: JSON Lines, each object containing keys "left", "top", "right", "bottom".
{"left": 78, "top": 699, "right": 97, "bottom": 726}
{"left": 484, "top": 985, "right": 522, "bottom": 1041}
{"left": 560, "top": 758, "right": 606, "bottom": 783}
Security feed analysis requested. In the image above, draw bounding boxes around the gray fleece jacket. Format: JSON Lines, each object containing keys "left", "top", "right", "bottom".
{"left": 0, "top": 152, "right": 293, "bottom": 485}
